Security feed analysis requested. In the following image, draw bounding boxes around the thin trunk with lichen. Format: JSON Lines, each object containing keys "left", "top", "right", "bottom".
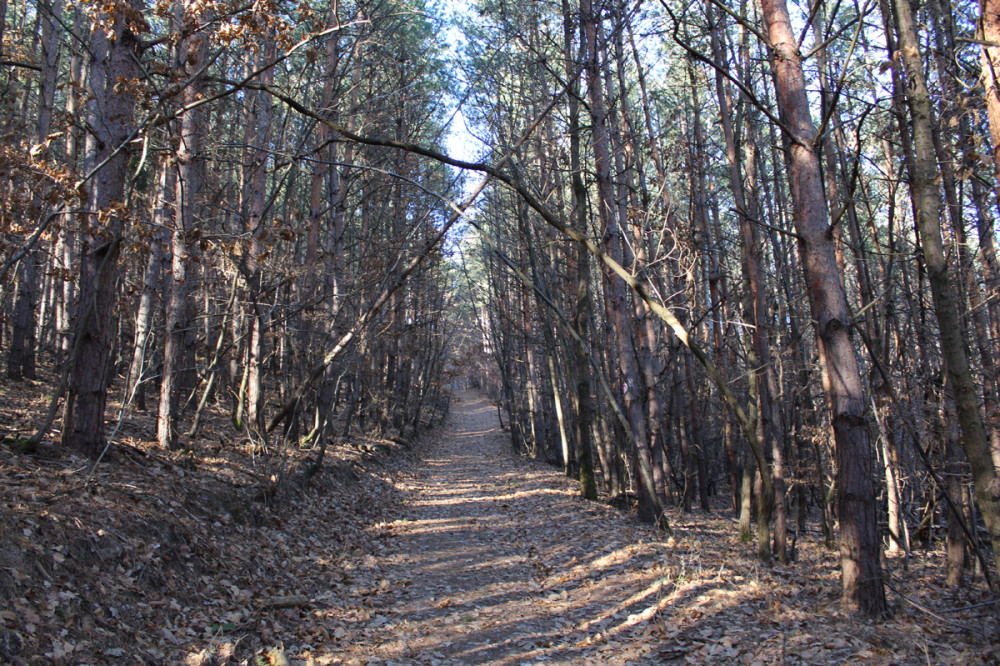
{"left": 895, "top": 0, "right": 1000, "bottom": 584}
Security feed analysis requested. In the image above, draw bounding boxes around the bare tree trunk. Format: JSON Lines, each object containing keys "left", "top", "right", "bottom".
{"left": 972, "top": 7, "right": 1000, "bottom": 420}
{"left": 944, "top": 407, "right": 967, "bottom": 587}
{"left": 579, "top": 0, "right": 662, "bottom": 524}
{"left": 62, "top": 0, "right": 141, "bottom": 456}
{"left": 562, "top": 0, "right": 596, "bottom": 500}
{"left": 8, "top": 0, "right": 62, "bottom": 380}
{"left": 0, "top": 0, "right": 6, "bottom": 59}
{"left": 759, "top": 0, "right": 886, "bottom": 614}
{"left": 54, "top": 6, "right": 83, "bottom": 368}
{"left": 158, "top": 0, "right": 208, "bottom": 449}
{"left": 707, "top": 7, "right": 778, "bottom": 557}
{"left": 7, "top": 254, "right": 36, "bottom": 380}
{"left": 608, "top": 9, "right": 669, "bottom": 508}
{"left": 979, "top": 0, "right": 1000, "bottom": 243}
{"left": 894, "top": 0, "right": 1000, "bottom": 580}
{"left": 127, "top": 184, "right": 170, "bottom": 412}
{"left": 869, "top": 375, "right": 910, "bottom": 558}
{"left": 244, "top": 32, "right": 276, "bottom": 431}
{"left": 158, "top": 204, "right": 189, "bottom": 448}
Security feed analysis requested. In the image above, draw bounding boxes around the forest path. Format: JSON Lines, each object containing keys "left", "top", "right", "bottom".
{"left": 332, "top": 389, "right": 666, "bottom": 665}
{"left": 309, "top": 391, "right": 994, "bottom": 666}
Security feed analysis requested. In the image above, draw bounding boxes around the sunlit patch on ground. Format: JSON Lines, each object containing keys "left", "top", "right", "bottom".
{"left": 298, "top": 391, "right": 996, "bottom": 665}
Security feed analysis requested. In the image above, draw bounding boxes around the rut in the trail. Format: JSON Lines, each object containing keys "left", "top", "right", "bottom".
{"left": 335, "top": 390, "right": 669, "bottom": 665}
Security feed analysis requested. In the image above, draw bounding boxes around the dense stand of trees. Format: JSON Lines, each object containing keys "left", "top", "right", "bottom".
{"left": 3, "top": 0, "right": 1000, "bottom": 619}
{"left": 0, "top": 0, "right": 460, "bottom": 474}
{"left": 457, "top": 0, "right": 1000, "bottom": 616}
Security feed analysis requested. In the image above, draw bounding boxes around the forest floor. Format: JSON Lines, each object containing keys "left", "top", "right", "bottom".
{"left": 0, "top": 387, "right": 998, "bottom": 664}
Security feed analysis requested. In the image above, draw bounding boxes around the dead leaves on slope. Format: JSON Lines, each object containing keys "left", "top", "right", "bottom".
{"left": 0, "top": 378, "right": 417, "bottom": 664}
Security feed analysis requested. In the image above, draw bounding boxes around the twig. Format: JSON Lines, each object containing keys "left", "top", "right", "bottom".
{"left": 934, "top": 598, "right": 1000, "bottom": 613}
{"left": 263, "top": 595, "right": 311, "bottom": 609}
{"left": 884, "top": 580, "right": 975, "bottom": 631}
{"left": 0, "top": 58, "right": 41, "bottom": 70}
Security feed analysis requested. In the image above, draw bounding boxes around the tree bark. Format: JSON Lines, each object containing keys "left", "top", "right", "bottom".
{"left": 158, "top": 0, "right": 209, "bottom": 449}
{"left": 707, "top": 7, "right": 778, "bottom": 558}
{"left": 894, "top": 0, "right": 1000, "bottom": 580}
{"left": 759, "top": 0, "right": 887, "bottom": 614}
{"left": 127, "top": 189, "right": 169, "bottom": 412}
{"left": 8, "top": 0, "right": 63, "bottom": 380}
{"left": 62, "top": 0, "right": 142, "bottom": 456}
{"left": 563, "top": 0, "right": 598, "bottom": 501}
{"left": 579, "top": 0, "right": 662, "bottom": 523}
{"left": 54, "top": 4, "right": 84, "bottom": 369}
{"left": 243, "top": 31, "right": 277, "bottom": 431}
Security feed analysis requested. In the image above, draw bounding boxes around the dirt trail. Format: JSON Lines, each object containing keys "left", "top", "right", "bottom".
{"left": 318, "top": 391, "right": 992, "bottom": 666}
{"left": 335, "top": 390, "right": 665, "bottom": 665}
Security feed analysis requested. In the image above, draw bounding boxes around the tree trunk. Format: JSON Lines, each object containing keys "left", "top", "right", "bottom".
{"left": 158, "top": 0, "right": 208, "bottom": 449}
{"left": 978, "top": 0, "right": 1000, "bottom": 252}
{"left": 707, "top": 7, "right": 779, "bottom": 557}
{"left": 8, "top": 0, "right": 63, "bottom": 380}
{"left": 562, "top": 0, "right": 597, "bottom": 501}
{"left": 62, "top": 0, "right": 141, "bottom": 456}
{"left": 579, "top": 0, "right": 662, "bottom": 524}
{"left": 759, "top": 0, "right": 887, "bottom": 615}
{"left": 894, "top": 0, "right": 1000, "bottom": 580}
{"left": 244, "top": 32, "right": 276, "bottom": 431}
{"left": 54, "top": 6, "right": 83, "bottom": 367}
{"left": 7, "top": 254, "right": 36, "bottom": 380}
{"left": 127, "top": 194, "right": 169, "bottom": 411}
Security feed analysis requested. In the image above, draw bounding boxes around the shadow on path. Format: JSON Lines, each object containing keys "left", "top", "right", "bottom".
{"left": 329, "top": 390, "right": 685, "bottom": 665}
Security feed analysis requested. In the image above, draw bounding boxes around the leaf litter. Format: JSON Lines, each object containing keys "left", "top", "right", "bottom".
{"left": 0, "top": 386, "right": 996, "bottom": 664}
